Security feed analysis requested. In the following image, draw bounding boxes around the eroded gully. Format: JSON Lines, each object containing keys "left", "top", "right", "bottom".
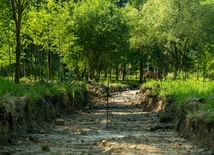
{"left": 0, "top": 90, "right": 213, "bottom": 155}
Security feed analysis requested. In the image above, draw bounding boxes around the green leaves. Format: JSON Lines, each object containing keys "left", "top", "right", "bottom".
{"left": 0, "top": 0, "right": 213, "bottom": 82}
{"left": 72, "top": 0, "right": 130, "bottom": 79}
{"left": 0, "top": 1, "right": 16, "bottom": 68}
{"left": 25, "top": 0, "right": 73, "bottom": 52}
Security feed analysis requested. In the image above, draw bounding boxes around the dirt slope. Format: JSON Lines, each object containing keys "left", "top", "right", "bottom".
{"left": 0, "top": 90, "right": 213, "bottom": 155}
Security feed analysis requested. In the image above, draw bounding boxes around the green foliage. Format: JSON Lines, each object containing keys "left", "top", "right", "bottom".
{"left": 0, "top": 0, "right": 214, "bottom": 83}
{"left": 72, "top": 0, "right": 130, "bottom": 80}
{"left": 0, "top": 77, "right": 55, "bottom": 99}
{"left": 0, "top": 2, "right": 16, "bottom": 68}
{"left": 145, "top": 79, "right": 214, "bottom": 122}
{"left": 25, "top": 0, "right": 73, "bottom": 51}
{"left": 70, "top": 82, "right": 87, "bottom": 103}
{"left": 0, "top": 77, "right": 86, "bottom": 102}
{"left": 145, "top": 79, "right": 213, "bottom": 102}
{"left": 127, "top": 0, "right": 147, "bottom": 10}
{"left": 141, "top": 0, "right": 204, "bottom": 79}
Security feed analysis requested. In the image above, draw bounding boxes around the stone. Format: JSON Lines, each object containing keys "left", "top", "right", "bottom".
{"left": 102, "top": 140, "right": 109, "bottom": 147}
{"left": 55, "top": 119, "right": 65, "bottom": 125}
{"left": 180, "top": 150, "right": 189, "bottom": 154}
{"left": 207, "top": 150, "right": 214, "bottom": 155}
{"left": 80, "top": 130, "right": 87, "bottom": 135}
{"left": 41, "top": 144, "right": 50, "bottom": 152}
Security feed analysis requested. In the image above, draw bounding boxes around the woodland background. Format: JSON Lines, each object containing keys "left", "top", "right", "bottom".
{"left": 0, "top": 0, "right": 214, "bottom": 84}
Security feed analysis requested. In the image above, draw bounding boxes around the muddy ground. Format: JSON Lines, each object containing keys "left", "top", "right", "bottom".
{"left": 0, "top": 90, "right": 213, "bottom": 155}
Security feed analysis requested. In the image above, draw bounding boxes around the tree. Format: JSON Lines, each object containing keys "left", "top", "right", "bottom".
{"left": 142, "top": 0, "right": 204, "bottom": 79}
{"left": 24, "top": 0, "right": 74, "bottom": 81}
{"left": 0, "top": 1, "right": 16, "bottom": 77}
{"left": 128, "top": 0, "right": 147, "bottom": 10}
{"left": 11, "top": 0, "right": 31, "bottom": 83}
{"left": 123, "top": 4, "right": 151, "bottom": 83}
{"left": 199, "top": 0, "right": 214, "bottom": 79}
{"left": 72, "top": 0, "right": 129, "bottom": 81}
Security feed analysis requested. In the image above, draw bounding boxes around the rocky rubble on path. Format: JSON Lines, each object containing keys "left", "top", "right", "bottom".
{"left": 0, "top": 88, "right": 213, "bottom": 155}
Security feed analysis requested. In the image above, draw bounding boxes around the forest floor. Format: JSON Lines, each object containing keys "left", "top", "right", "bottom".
{"left": 0, "top": 89, "right": 213, "bottom": 155}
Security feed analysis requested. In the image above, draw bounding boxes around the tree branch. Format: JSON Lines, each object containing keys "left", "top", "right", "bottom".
{"left": 22, "top": 0, "right": 31, "bottom": 12}
{"left": 14, "top": 0, "right": 19, "bottom": 7}
{"left": 179, "top": 37, "right": 189, "bottom": 68}
{"left": 11, "top": 0, "right": 18, "bottom": 28}
{"left": 161, "top": 44, "right": 172, "bottom": 54}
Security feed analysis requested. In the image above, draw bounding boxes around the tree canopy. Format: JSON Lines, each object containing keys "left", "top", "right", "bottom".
{"left": 0, "top": 0, "right": 213, "bottom": 82}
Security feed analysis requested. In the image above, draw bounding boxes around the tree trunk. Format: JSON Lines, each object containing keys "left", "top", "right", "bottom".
{"left": 157, "top": 52, "right": 163, "bottom": 80}
{"left": 14, "top": 12, "right": 22, "bottom": 84}
{"left": 122, "top": 64, "right": 126, "bottom": 81}
{"left": 172, "top": 42, "right": 179, "bottom": 80}
{"left": 104, "top": 70, "right": 107, "bottom": 79}
{"left": 58, "top": 56, "right": 64, "bottom": 83}
{"left": 139, "top": 49, "right": 143, "bottom": 84}
{"left": 90, "top": 69, "right": 94, "bottom": 80}
{"left": 81, "top": 63, "right": 87, "bottom": 80}
{"left": 23, "top": 55, "right": 26, "bottom": 77}
{"left": 115, "top": 66, "right": 119, "bottom": 82}
{"left": 47, "top": 49, "right": 51, "bottom": 81}
{"left": 95, "top": 64, "right": 101, "bottom": 82}
{"left": 196, "top": 56, "right": 199, "bottom": 81}
{"left": 11, "top": 0, "right": 31, "bottom": 84}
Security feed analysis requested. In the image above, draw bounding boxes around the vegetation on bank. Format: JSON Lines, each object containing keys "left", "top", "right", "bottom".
{"left": 144, "top": 78, "right": 214, "bottom": 123}
{"left": 0, "top": 77, "right": 87, "bottom": 102}
{"left": 1, "top": 75, "right": 214, "bottom": 122}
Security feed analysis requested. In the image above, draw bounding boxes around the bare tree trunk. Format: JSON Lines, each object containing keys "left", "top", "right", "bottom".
{"left": 122, "top": 64, "right": 126, "bottom": 81}
{"left": 95, "top": 64, "right": 101, "bottom": 82}
{"left": 115, "top": 66, "right": 119, "bottom": 82}
{"left": 47, "top": 49, "right": 51, "bottom": 81}
{"left": 7, "top": 25, "right": 13, "bottom": 81}
{"left": 14, "top": 12, "right": 22, "bottom": 83}
{"left": 11, "top": 0, "right": 31, "bottom": 84}
{"left": 196, "top": 56, "right": 199, "bottom": 81}
{"left": 139, "top": 49, "right": 143, "bottom": 83}
{"left": 109, "top": 69, "right": 112, "bottom": 80}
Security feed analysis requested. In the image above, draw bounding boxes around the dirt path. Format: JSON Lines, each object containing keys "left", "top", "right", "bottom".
{"left": 1, "top": 90, "right": 213, "bottom": 155}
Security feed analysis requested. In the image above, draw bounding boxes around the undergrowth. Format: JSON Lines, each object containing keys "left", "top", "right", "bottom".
{"left": 144, "top": 79, "right": 214, "bottom": 123}
{"left": 0, "top": 77, "right": 86, "bottom": 102}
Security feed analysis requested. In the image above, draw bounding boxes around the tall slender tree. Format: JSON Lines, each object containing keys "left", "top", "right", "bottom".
{"left": 11, "top": 0, "right": 31, "bottom": 83}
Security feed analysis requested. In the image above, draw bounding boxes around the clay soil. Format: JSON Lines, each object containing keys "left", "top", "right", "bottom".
{"left": 0, "top": 90, "right": 213, "bottom": 155}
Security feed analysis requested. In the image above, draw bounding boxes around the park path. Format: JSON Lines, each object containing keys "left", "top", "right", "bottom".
{"left": 0, "top": 90, "right": 213, "bottom": 155}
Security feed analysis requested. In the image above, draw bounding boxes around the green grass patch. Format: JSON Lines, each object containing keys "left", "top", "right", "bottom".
{"left": 0, "top": 77, "right": 86, "bottom": 102}
{"left": 0, "top": 77, "right": 58, "bottom": 99}
{"left": 144, "top": 79, "right": 214, "bottom": 123}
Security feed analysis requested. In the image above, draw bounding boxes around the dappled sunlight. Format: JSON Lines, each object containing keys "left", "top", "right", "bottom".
{"left": 1, "top": 89, "right": 211, "bottom": 154}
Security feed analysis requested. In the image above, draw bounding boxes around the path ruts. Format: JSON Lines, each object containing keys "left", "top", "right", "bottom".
{"left": 0, "top": 90, "right": 213, "bottom": 155}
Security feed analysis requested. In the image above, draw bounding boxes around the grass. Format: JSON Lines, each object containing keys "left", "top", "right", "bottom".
{"left": 0, "top": 77, "right": 56, "bottom": 99}
{"left": 144, "top": 78, "right": 214, "bottom": 123}
{"left": 1, "top": 76, "right": 213, "bottom": 122}
{"left": 0, "top": 77, "right": 86, "bottom": 102}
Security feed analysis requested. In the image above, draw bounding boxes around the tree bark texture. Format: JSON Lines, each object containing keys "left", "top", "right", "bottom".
{"left": 11, "top": 0, "right": 31, "bottom": 84}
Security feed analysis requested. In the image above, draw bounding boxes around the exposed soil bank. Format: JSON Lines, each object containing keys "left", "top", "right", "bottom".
{"left": 0, "top": 89, "right": 88, "bottom": 144}
{"left": 136, "top": 86, "right": 214, "bottom": 147}
{"left": 0, "top": 84, "right": 213, "bottom": 151}
{"left": 1, "top": 89, "right": 213, "bottom": 155}
{"left": 0, "top": 83, "right": 130, "bottom": 144}
{"left": 176, "top": 100, "right": 214, "bottom": 146}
